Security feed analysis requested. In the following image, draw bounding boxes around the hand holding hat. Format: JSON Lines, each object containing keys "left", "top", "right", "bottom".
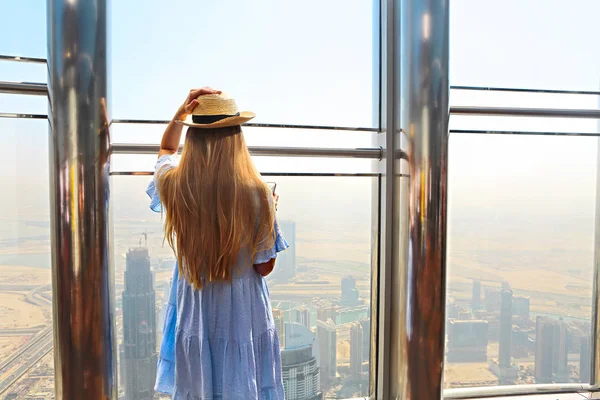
{"left": 176, "top": 87, "right": 222, "bottom": 121}
{"left": 176, "top": 89, "right": 255, "bottom": 129}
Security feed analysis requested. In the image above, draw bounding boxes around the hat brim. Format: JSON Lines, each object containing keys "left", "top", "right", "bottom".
{"left": 176, "top": 111, "right": 255, "bottom": 129}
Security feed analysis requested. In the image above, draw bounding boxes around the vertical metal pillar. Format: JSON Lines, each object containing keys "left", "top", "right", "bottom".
{"left": 47, "top": 0, "right": 116, "bottom": 398}
{"left": 400, "top": 0, "right": 449, "bottom": 398}
{"left": 376, "top": 0, "right": 449, "bottom": 398}
{"left": 591, "top": 104, "right": 600, "bottom": 388}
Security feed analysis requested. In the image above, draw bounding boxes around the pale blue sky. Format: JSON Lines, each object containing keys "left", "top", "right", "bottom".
{"left": 1, "top": 0, "right": 600, "bottom": 212}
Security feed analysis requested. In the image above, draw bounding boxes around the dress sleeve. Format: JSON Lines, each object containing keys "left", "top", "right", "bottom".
{"left": 146, "top": 154, "right": 180, "bottom": 213}
{"left": 254, "top": 220, "right": 290, "bottom": 264}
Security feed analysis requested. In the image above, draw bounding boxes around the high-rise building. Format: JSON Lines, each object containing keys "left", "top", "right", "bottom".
{"left": 282, "top": 322, "right": 322, "bottom": 400}
{"left": 580, "top": 333, "right": 591, "bottom": 383}
{"left": 535, "top": 317, "right": 569, "bottom": 383}
{"left": 273, "top": 308, "right": 286, "bottom": 349}
{"left": 294, "top": 306, "right": 311, "bottom": 329}
{"left": 472, "top": 280, "right": 481, "bottom": 311}
{"left": 341, "top": 276, "right": 361, "bottom": 306}
{"left": 446, "top": 320, "right": 488, "bottom": 362}
{"left": 484, "top": 288, "right": 501, "bottom": 313}
{"left": 360, "top": 318, "right": 370, "bottom": 362}
{"left": 122, "top": 247, "right": 158, "bottom": 400}
{"left": 317, "top": 306, "right": 337, "bottom": 323}
{"left": 276, "top": 220, "right": 296, "bottom": 281}
{"left": 499, "top": 288, "right": 513, "bottom": 368}
{"left": 350, "top": 322, "right": 364, "bottom": 380}
{"left": 552, "top": 319, "right": 569, "bottom": 381}
{"left": 316, "top": 319, "right": 337, "bottom": 389}
{"left": 512, "top": 295, "right": 530, "bottom": 320}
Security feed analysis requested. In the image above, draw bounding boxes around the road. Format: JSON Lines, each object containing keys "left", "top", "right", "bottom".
{"left": 0, "top": 285, "right": 54, "bottom": 396}
{"left": 0, "top": 335, "right": 52, "bottom": 396}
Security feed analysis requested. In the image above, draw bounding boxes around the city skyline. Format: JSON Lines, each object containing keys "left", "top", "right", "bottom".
{"left": 3, "top": 0, "right": 600, "bottom": 398}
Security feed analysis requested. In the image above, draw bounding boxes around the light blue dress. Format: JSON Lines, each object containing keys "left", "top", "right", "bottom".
{"left": 146, "top": 154, "right": 288, "bottom": 400}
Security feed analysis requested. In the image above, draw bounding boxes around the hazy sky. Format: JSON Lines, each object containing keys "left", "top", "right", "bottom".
{"left": 1, "top": 0, "right": 600, "bottom": 240}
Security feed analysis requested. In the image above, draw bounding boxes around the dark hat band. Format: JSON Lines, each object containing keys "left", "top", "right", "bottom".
{"left": 191, "top": 113, "right": 240, "bottom": 124}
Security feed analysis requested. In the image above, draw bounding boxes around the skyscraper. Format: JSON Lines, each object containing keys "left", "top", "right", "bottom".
{"left": 535, "top": 317, "right": 555, "bottom": 383}
{"left": 122, "top": 247, "right": 158, "bottom": 400}
{"left": 282, "top": 322, "right": 322, "bottom": 400}
{"left": 512, "top": 295, "right": 530, "bottom": 320}
{"left": 294, "top": 306, "right": 311, "bottom": 329}
{"left": 273, "top": 308, "right": 286, "bottom": 349}
{"left": 316, "top": 319, "right": 337, "bottom": 389}
{"left": 580, "top": 333, "right": 591, "bottom": 383}
{"left": 341, "top": 276, "right": 361, "bottom": 306}
{"left": 276, "top": 220, "right": 296, "bottom": 281}
{"left": 552, "top": 319, "right": 569, "bottom": 381}
{"left": 535, "top": 317, "right": 569, "bottom": 383}
{"left": 350, "top": 322, "right": 364, "bottom": 380}
{"left": 360, "top": 318, "right": 370, "bottom": 362}
{"left": 499, "top": 288, "right": 513, "bottom": 368}
{"left": 317, "top": 306, "right": 337, "bottom": 323}
{"left": 472, "top": 279, "right": 481, "bottom": 311}
{"left": 446, "top": 320, "right": 488, "bottom": 362}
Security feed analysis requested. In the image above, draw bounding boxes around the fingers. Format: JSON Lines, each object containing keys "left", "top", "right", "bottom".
{"left": 188, "top": 87, "right": 221, "bottom": 101}
{"left": 184, "top": 99, "right": 199, "bottom": 114}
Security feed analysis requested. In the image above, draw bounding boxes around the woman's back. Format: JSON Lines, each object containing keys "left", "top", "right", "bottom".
{"left": 149, "top": 90, "right": 288, "bottom": 400}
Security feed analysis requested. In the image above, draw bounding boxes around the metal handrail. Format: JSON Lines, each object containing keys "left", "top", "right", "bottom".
{"left": 111, "top": 143, "right": 383, "bottom": 159}
{"left": 451, "top": 106, "right": 600, "bottom": 119}
{"left": 113, "top": 119, "right": 378, "bottom": 132}
{"left": 0, "top": 81, "right": 47, "bottom": 95}
{"left": 451, "top": 85, "right": 600, "bottom": 96}
{"left": 0, "top": 55, "right": 47, "bottom": 64}
{"left": 444, "top": 383, "right": 592, "bottom": 400}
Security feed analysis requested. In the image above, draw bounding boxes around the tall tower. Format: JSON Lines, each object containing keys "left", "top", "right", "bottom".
{"left": 316, "top": 319, "right": 337, "bottom": 391}
{"left": 273, "top": 308, "right": 286, "bottom": 349}
{"left": 282, "top": 322, "right": 322, "bottom": 400}
{"left": 552, "top": 319, "right": 569, "bottom": 381}
{"left": 580, "top": 333, "right": 591, "bottom": 383}
{"left": 471, "top": 280, "right": 481, "bottom": 311}
{"left": 499, "top": 288, "right": 513, "bottom": 368}
{"left": 535, "top": 317, "right": 555, "bottom": 383}
{"left": 350, "top": 322, "right": 364, "bottom": 380}
{"left": 535, "top": 317, "right": 569, "bottom": 383}
{"left": 294, "top": 306, "right": 311, "bottom": 329}
{"left": 122, "top": 247, "right": 158, "bottom": 400}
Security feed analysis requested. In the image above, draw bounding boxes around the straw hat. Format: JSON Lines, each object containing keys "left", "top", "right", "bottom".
{"left": 177, "top": 92, "right": 255, "bottom": 129}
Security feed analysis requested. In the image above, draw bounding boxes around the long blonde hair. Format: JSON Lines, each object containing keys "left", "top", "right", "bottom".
{"left": 158, "top": 126, "right": 275, "bottom": 288}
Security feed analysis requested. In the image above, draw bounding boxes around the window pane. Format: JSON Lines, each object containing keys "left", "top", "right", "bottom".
{"left": 0, "top": 1, "right": 46, "bottom": 58}
{"left": 444, "top": 133, "right": 595, "bottom": 388}
{"left": 0, "top": 94, "right": 47, "bottom": 116}
{"left": 0, "top": 118, "right": 53, "bottom": 397}
{"left": 451, "top": 0, "right": 600, "bottom": 91}
{"left": 111, "top": 0, "right": 376, "bottom": 128}
{"left": 0, "top": 60, "right": 46, "bottom": 83}
{"left": 111, "top": 175, "right": 375, "bottom": 399}
{"left": 111, "top": 124, "right": 376, "bottom": 149}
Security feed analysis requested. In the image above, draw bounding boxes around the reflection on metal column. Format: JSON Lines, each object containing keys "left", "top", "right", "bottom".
{"left": 48, "top": 0, "right": 116, "bottom": 398}
{"left": 396, "top": 0, "right": 450, "bottom": 398}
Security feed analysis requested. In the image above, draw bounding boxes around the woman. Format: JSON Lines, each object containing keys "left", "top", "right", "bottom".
{"left": 147, "top": 88, "right": 288, "bottom": 399}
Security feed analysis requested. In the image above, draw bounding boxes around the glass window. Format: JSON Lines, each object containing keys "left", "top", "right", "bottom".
{"left": 450, "top": 0, "right": 600, "bottom": 91}
{"left": 0, "top": 59, "right": 46, "bottom": 84}
{"left": 111, "top": 0, "right": 376, "bottom": 128}
{"left": 111, "top": 174, "right": 375, "bottom": 399}
{"left": 0, "top": 1, "right": 46, "bottom": 58}
{"left": 0, "top": 94, "right": 47, "bottom": 116}
{"left": 0, "top": 118, "right": 53, "bottom": 397}
{"left": 444, "top": 133, "right": 595, "bottom": 388}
